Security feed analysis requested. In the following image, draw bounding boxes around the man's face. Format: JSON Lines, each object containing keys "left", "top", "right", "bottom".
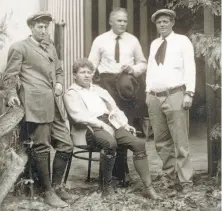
{"left": 74, "top": 67, "right": 94, "bottom": 88}
{"left": 30, "top": 21, "right": 50, "bottom": 42}
{"left": 155, "top": 15, "right": 174, "bottom": 37}
{"left": 109, "top": 11, "right": 128, "bottom": 35}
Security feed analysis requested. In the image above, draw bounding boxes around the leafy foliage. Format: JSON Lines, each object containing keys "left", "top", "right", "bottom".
{"left": 190, "top": 32, "right": 221, "bottom": 76}
{"left": 166, "top": 0, "right": 221, "bottom": 77}
{"left": 168, "top": 0, "right": 221, "bottom": 16}
{"left": 0, "top": 13, "right": 12, "bottom": 50}
{"left": 2, "top": 173, "right": 221, "bottom": 211}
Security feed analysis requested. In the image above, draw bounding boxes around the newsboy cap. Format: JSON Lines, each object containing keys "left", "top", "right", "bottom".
{"left": 27, "top": 11, "right": 52, "bottom": 26}
{"left": 151, "top": 9, "right": 176, "bottom": 23}
{"left": 116, "top": 72, "right": 139, "bottom": 101}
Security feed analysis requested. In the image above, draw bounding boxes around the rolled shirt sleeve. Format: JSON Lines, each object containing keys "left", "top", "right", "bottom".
{"left": 182, "top": 37, "right": 196, "bottom": 93}
{"left": 132, "top": 38, "right": 147, "bottom": 77}
{"left": 88, "top": 37, "right": 101, "bottom": 71}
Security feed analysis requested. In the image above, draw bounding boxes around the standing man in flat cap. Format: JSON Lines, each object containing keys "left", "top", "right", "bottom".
{"left": 3, "top": 12, "right": 74, "bottom": 208}
{"left": 146, "top": 9, "right": 196, "bottom": 194}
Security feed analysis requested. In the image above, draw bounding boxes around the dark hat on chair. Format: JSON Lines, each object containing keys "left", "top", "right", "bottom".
{"left": 27, "top": 11, "right": 52, "bottom": 26}
{"left": 116, "top": 72, "right": 139, "bottom": 101}
{"left": 151, "top": 9, "right": 176, "bottom": 23}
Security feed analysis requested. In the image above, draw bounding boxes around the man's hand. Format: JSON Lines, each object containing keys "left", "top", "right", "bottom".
{"left": 8, "top": 96, "right": 20, "bottom": 107}
{"left": 124, "top": 124, "right": 136, "bottom": 136}
{"left": 121, "top": 65, "right": 134, "bottom": 75}
{"left": 55, "top": 83, "right": 63, "bottom": 96}
{"left": 101, "top": 122, "right": 115, "bottom": 137}
{"left": 183, "top": 94, "right": 193, "bottom": 110}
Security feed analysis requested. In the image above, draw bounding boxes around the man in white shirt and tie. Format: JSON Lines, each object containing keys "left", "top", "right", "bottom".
{"left": 146, "top": 9, "right": 196, "bottom": 194}
{"left": 88, "top": 7, "right": 147, "bottom": 185}
{"left": 88, "top": 7, "right": 147, "bottom": 123}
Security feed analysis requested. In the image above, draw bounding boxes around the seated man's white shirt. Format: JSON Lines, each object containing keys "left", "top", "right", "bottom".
{"left": 64, "top": 83, "right": 128, "bottom": 130}
{"left": 77, "top": 85, "right": 109, "bottom": 117}
{"left": 88, "top": 30, "right": 147, "bottom": 76}
{"left": 146, "top": 31, "right": 196, "bottom": 92}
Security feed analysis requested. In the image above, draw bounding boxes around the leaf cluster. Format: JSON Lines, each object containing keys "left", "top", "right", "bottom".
{"left": 0, "top": 12, "right": 12, "bottom": 50}
{"left": 190, "top": 32, "right": 221, "bottom": 75}
{"left": 168, "top": 0, "right": 221, "bottom": 16}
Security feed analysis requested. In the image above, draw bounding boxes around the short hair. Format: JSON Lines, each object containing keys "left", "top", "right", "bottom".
{"left": 109, "top": 7, "right": 128, "bottom": 22}
{"left": 72, "top": 58, "right": 95, "bottom": 74}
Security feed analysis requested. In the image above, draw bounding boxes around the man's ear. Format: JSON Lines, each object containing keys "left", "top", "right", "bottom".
{"left": 172, "top": 19, "right": 175, "bottom": 27}
{"left": 73, "top": 74, "right": 76, "bottom": 80}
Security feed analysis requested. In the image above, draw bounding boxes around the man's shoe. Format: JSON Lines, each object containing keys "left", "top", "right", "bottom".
{"left": 55, "top": 186, "right": 75, "bottom": 201}
{"left": 144, "top": 186, "right": 162, "bottom": 200}
{"left": 182, "top": 184, "right": 193, "bottom": 194}
{"left": 102, "top": 184, "right": 115, "bottom": 199}
{"left": 44, "top": 190, "right": 69, "bottom": 208}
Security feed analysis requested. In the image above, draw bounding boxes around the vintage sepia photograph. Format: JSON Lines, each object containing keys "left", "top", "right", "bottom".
{"left": 0, "top": 0, "right": 221, "bottom": 210}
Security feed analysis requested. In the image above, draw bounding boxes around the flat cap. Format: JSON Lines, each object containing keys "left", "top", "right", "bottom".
{"left": 151, "top": 9, "right": 176, "bottom": 23}
{"left": 27, "top": 11, "right": 52, "bottom": 26}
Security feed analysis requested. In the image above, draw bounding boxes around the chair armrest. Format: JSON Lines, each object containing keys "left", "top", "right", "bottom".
{"left": 86, "top": 125, "right": 94, "bottom": 135}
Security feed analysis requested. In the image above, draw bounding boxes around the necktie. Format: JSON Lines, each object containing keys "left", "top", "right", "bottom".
{"left": 115, "top": 36, "right": 120, "bottom": 63}
{"left": 155, "top": 38, "right": 167, "bottom": 65}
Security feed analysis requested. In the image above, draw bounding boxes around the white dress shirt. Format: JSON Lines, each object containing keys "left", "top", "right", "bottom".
{"left": 88, "top": 30, "right": 147, "bottom": 76}
{"left": 75, "top": 84, "right": 109, "bottom": 118}
{"left": 64, "top": 83, "right": 128, "bottom": 129}
{"left": 146, "top": 31, "right": 196, "bottom": 92}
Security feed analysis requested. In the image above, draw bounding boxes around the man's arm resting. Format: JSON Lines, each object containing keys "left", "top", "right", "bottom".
{"left": 3, "top": 46, "right": 23, "bottom": 106}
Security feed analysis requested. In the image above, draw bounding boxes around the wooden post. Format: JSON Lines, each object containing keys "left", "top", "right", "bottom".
{"left": 84, "top": 0, "right": 92, "bottom": 57}
{"left": 204, "top": 8, "right": 216, "bottom": 175}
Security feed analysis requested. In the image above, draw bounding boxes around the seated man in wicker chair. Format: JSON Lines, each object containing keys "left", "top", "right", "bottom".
{"left": 64, "top": 58, "right": 160, "bottom": 200}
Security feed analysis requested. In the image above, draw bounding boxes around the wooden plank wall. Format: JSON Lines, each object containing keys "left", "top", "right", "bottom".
{"left": 83, "top": 0, "right": 158, "bottom": 59}
{"left": 47, "top": 0, "right": 84, "bottom": 89}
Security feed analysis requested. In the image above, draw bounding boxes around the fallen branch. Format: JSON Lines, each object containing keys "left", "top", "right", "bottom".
{"left": 0, "top": 148, "right": 27, "bottom": 205}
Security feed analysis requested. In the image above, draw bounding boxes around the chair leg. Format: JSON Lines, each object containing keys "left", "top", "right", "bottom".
{"left": 86, "top": 151, "right": 92, "bottom": 182}
{"left": 64, "top": 155, "right": 73, "bottom": 184}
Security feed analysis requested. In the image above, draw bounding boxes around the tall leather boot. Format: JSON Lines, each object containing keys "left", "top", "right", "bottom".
{"left": 133, "top": 153, "right": 161, "bottom": 200}
{"left": 100, "top": 151, "right": 116, "bottom": 198}
{"left": 32, "top": 151, "right": 68, "bottom": 208}
{"left": 52, "top": 151, "right": 73, "bottom": 201}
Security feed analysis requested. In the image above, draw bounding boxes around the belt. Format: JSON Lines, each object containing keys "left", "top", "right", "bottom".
{"left": 150, "top": 85, "right": 185, "bottom": 97}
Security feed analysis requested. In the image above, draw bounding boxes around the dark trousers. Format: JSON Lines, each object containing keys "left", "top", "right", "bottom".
{"left": 20, "top": 105, "right": 73, "bottom": 153}
{"left": 20, "top": 105, "right": 73, "bottom": 191}
{"left": 98, "top": 73, "right": 148, "bottom": 125}
{"left": 91, "top": 126, "right": 145, "bottom": 157}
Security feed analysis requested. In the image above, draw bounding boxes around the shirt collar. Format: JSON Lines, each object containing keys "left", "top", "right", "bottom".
{"left": 30, "top": 36, "right": 40, "bottom": 45}
{"left": 109, "top": 29, "right": 125, "bottom": 40}
{"left": 71, "top": 83, "right": 94, "bottom": 91}
{"left": 160, "top": 31, "right": 174, "bottom": 41}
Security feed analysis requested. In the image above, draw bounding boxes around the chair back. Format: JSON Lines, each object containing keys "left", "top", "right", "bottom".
{"left": 67, "top": 115, "right": 87, "bottom": 146}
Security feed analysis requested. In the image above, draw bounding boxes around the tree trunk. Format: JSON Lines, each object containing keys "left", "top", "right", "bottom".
{"left": 0, "top": 147, "right": 28, "bottom": 205}
{"left": 0, "top": 89, "right": 26, "bottom": 207}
